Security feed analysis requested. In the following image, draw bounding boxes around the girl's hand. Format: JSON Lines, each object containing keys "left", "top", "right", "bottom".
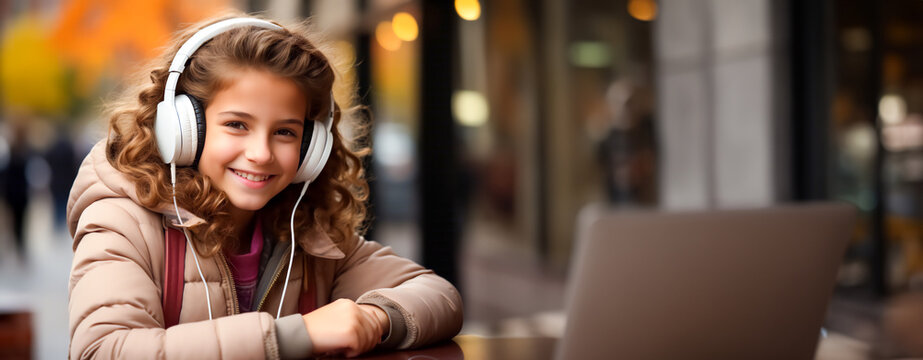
{"left": 301, "top": 298, "right": 386, "bottom": 357}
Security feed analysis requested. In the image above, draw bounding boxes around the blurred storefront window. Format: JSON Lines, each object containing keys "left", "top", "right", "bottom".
{"left": 875, "top": 1, "right": 923, "bottom": 292}
{"left": 829, "top": 0, "right": 923, "bottom": 294}
{"left": 827, "top": 0, "right": 881, "bottom": 292}
{"left": 365, "top": 0, "right": 423, "bottom": 261}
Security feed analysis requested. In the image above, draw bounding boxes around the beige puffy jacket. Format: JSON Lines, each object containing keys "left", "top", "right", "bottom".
{"left": 67, "top": 140, "right": 463, "bottom": 359}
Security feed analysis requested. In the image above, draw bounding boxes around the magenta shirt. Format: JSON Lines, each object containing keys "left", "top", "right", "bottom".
{"left": 224, "top": 221, "right": 264, "bottom": 313}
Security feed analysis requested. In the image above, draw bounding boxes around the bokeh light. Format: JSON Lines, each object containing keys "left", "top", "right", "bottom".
{"left": 392, "top": 12, "right": 419, "bottom": 42}
{"left": 455, "top": 0, "right": 481, "bottom": 21}
{"left": 628, "top": 0, "right": 657, "bottom": 21}
{"left": 879, "top": 94, "right": 907, "bottom": 125}
{"left": 452, "top": 90, "right": 489, "bottom": 127}
{"left": 569, "top": 41, "right": 612, "bottom": 68}
{"left": 375, "top": 21, "right": 402, "bottom": 51}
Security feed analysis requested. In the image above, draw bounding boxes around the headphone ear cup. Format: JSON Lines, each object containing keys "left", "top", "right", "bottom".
{"left": 311, "top": 125, "right": 334, "bottom": 181}
{"left": 299, "top": 120, "right": 315, "bottom": 166}
{"left": 303, "top": 123, "right": 333, "bottom": 183}
{"left": 293, "top": 121, "right": 321, "bottom": 184}
{"left": 155, "top": 100, "right": 180, "bottom": 164}
{"left": 173, "top": 94, "right": 205, "bottom": 166}
{"left": 186, "top": 95, "right": 207, "bottom": 167}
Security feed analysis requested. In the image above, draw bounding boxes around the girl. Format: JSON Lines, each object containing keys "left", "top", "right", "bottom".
{"left": 67, "top": 13, "right": 463, "bottom": 359}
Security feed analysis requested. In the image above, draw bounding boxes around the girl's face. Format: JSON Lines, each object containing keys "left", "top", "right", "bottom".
{"left": 198, "top": 69, "right": 308, "bottom": 216}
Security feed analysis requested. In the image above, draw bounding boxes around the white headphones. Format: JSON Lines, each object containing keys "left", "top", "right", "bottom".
{"left": 154, "top": 17, "right": 335, "bottom": 184}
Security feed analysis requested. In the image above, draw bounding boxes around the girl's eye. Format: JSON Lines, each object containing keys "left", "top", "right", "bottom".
{"left": 276, "top": 128, "right": 297, "bottom": 137}
{"left": 224, "top": 121, "right": 246, "bottom": 130}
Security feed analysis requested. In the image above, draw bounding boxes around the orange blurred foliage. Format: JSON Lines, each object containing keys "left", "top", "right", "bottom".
{"left": 50, "top": 0, "right": 232, "bottom": 94}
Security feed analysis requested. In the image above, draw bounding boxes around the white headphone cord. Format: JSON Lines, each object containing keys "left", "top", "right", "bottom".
{"left": 171, "top": 163, "right": 213, "bottom": 321}
{"left": 277, "top": 180, "right": 310, "bottom": 319}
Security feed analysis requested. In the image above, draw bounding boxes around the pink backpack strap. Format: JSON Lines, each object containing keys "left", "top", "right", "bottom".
{"left": 162, "top": 227, "right": 186, "bottom": 328}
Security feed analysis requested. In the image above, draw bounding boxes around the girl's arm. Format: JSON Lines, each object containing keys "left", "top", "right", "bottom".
{"left": 328, "top": 235, "right": 464, "bottom": 349}
{"left": 68, "top": 199, "right": 280, "bottom": 359}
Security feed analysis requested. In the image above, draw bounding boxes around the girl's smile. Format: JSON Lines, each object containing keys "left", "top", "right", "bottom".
{"left": 230, "top": 168, "right": 276, "bottom": 188}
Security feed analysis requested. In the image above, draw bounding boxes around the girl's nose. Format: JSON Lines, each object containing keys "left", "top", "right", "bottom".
{"left": 245, "top": 138, "right": 273, "bottom": 164}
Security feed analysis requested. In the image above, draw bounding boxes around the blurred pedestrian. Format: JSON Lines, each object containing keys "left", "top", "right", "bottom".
{"left": 2, "top": 122, "right": 31, "bottom": 259}
{"left": 597, "top": 79, "right": 657, "bottom": 206}
{"left": 45, "top": 126, "right": 78, "bottom": 233}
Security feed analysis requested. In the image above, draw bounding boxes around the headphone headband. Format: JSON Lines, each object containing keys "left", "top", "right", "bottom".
{"left": 171, "top": 18, "right": 281, "bottom": 72}
{"left": 164, "top": 18, "right": 282, "bottom": 102}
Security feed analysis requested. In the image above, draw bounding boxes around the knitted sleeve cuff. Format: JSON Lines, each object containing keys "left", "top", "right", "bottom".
{"left": 356, "top": 301, "right": 408, "bottom": 349}
{"left": 378, "top": 304, "right": 407, "bottom": 349}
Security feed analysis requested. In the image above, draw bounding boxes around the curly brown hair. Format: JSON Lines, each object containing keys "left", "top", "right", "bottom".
{"left": 105, "top": 13, "right": 369, "bottom": 256}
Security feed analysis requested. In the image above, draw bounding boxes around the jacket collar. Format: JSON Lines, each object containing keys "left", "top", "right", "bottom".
{"left": 162, "top": 207, "right": 207, "bottom": 228}
{"left": 298, "top": 224, "right": 345, "bottom": 259}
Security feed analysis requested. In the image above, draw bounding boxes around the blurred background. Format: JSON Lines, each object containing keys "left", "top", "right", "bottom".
{"left": 0, "top": 0, "right": 921, "bottom": 358}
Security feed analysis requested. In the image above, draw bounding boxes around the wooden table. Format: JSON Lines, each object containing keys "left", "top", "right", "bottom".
{"left": 326, "top": 335, "right": 559, "bottom": 360}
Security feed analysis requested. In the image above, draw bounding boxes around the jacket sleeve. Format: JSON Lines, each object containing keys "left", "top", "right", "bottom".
{"left": 68, "top": 199, "right": 281, "bottom": 359}
{"left": 329, "top": 236, "right": 464, "bottom": 349}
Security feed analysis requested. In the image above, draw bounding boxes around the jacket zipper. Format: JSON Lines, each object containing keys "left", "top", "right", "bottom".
{"left": 255, "top": 250, "right": 291, "bottom": 312}
{"left": 217, "top": 254, "right": 241, "bottom": 314}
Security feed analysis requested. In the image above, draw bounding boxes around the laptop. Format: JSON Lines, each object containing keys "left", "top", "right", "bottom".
{"left": 557, "top": 202, "right": 856, "bottom": 360}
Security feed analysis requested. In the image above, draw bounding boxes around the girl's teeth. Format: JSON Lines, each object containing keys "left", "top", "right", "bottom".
{"left": 234, "top": 170, "right": 269, "bottom": 182}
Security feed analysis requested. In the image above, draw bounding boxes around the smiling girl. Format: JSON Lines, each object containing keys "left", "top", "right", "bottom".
{"left": 66, "top": 14, "right": 462, "bottom": 359}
